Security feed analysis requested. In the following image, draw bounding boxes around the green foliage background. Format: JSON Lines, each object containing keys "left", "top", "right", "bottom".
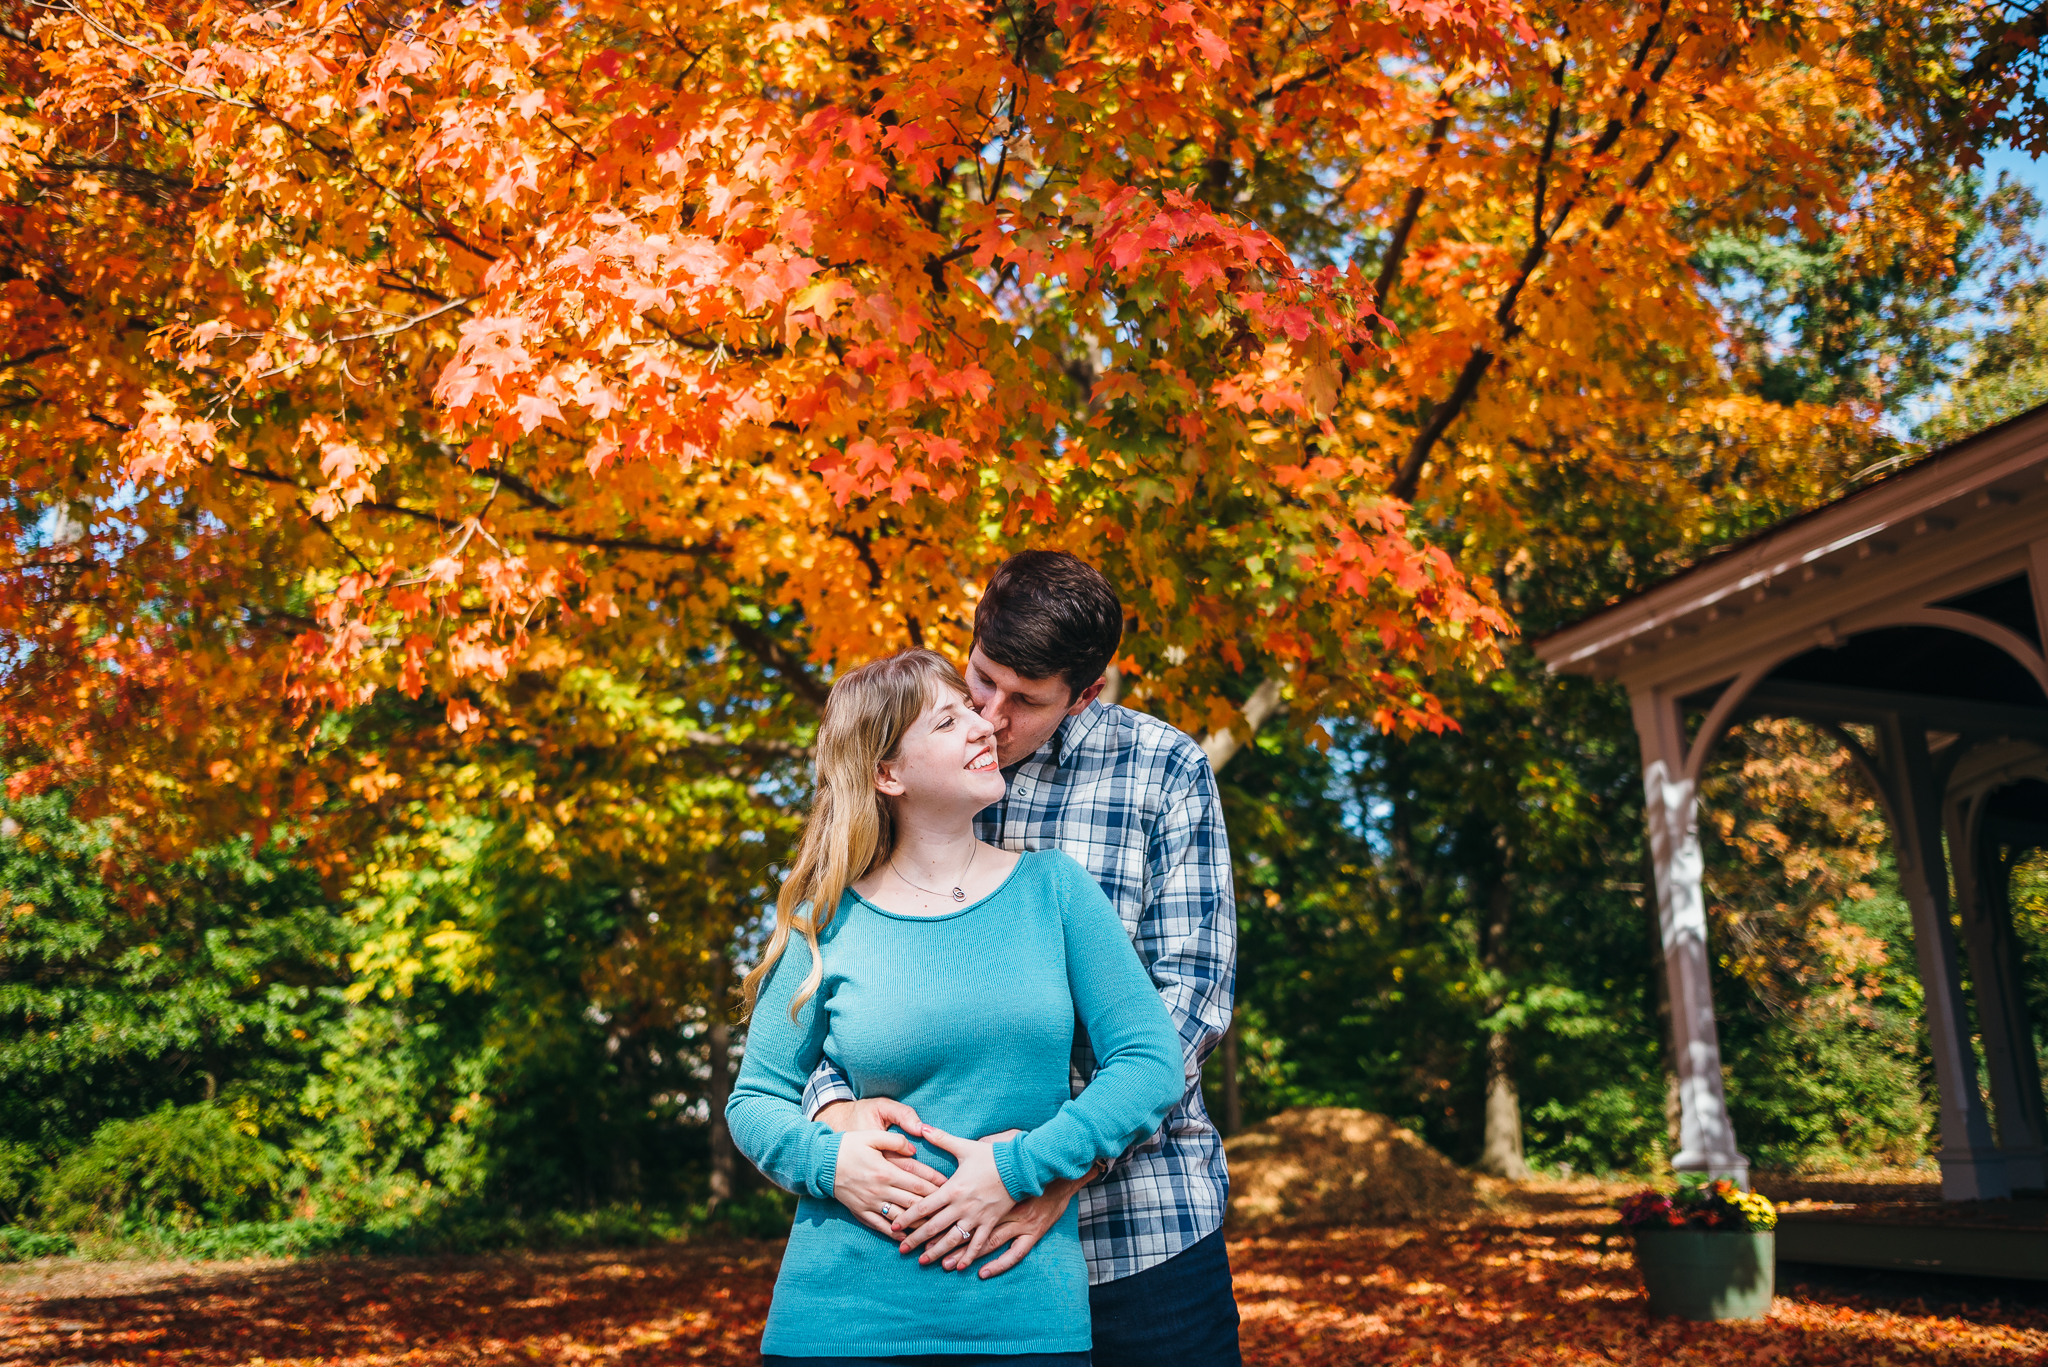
{"left": 0, "top": 791, "right": 792, "bottom": 1255}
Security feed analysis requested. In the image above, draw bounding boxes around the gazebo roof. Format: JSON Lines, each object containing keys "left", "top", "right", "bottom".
{"left": 1532, "top": 401, "right": 2048, "bottom": 706}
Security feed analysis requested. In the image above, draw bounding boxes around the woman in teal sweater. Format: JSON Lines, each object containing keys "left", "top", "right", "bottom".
{"left": 726, "top": 649, "right": 1183, "bottom": 1364}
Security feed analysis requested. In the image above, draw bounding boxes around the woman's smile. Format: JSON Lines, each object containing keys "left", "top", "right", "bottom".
{"left": 966, "top": 743, "right": 997, "bottom": 772}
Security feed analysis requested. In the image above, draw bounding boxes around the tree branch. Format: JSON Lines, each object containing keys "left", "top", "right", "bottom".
{"left": 1392, "top": 15, "right": 1683, "bottom": 501}
{"left": 0, "top": 345, "right": 66, "bottom": 371}
{"left": 469, "top": 462, "right": 565, "bottom": 513}
{"left": 1959, "top": 1, "right": 2048, "bottom": 99}
{"left": 1529, "top": 49, "right": 1568, "bottom": 244}
{"left": 528, "top": 528, "right": 719, "bottom": 557}
{"left": 1594, "top": 130, "right": 1683, "bottom": 233}
{"left": 1369, "top": 111, "right": 1453, "bottom": 336}
{"left": 683, "top": 728, "right": 810, "bottom": 760}
{"left": 1391, "top": 346, "right": 1494, "bottom": 502}
{"left": 835, "top": 528, "right": 883, "bottom": 588}
{"left": 725, "top": 618, "right": 831, "bottom": 710}
{"left": 231, "top": 463, "right": 720, "bottom": 559}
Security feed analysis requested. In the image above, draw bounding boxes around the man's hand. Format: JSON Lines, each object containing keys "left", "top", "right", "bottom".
{"left": 951, "top": 1168, "right": 1098, "bottom": 1278}
{"left": 816, "top": 1096, "right": 922, "bottom": 1135}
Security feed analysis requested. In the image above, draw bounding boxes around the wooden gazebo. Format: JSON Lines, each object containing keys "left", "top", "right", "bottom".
{"left": 1534, "top": 407, "right": 2048, "bottom": 1201}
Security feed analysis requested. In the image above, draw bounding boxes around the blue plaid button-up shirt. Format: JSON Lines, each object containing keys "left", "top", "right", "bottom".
{"left": 800, "top": 699, "right": 1236, "bottom": 1284}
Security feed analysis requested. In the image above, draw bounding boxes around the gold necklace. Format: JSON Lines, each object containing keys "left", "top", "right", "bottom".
{"left": 890, "top": 842, "right": 979, "bottom": 903}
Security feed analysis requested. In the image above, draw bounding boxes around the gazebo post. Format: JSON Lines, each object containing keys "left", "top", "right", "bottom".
{"left": 1630, "top": 687, "right": 1748, "bottom": 1186}
{"left": 1882, "top": 716, "right": 2011, "bottom": 1201}
{"left": 1948, "top": 805, "right": 2047, "bottom": 1191}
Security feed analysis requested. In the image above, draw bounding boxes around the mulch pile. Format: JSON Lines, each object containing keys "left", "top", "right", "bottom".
{"left": 1224, "top": 1106, "right": 1480, "bottom": 1230}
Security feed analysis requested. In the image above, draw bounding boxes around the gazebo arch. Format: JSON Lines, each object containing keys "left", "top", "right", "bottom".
{"left": 1679, "top": 609, "right": 2048, "bottom": 783}
{"left": 1535, "top": 404, "right": 2048, "bottom": 1200}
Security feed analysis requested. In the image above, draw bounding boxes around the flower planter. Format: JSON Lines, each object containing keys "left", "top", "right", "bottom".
{"left": 1631, "top": 1227, "right": 1775, "bottom": 1321}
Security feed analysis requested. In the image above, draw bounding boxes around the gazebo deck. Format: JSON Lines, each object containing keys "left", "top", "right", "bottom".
{"left": 1758, "top": 1173, "right": 2048, "bottom": 1279}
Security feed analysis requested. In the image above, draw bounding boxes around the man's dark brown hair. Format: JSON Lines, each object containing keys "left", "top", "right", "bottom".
{"left": 972, "top": 551, "right": 1123, "bottom": 700}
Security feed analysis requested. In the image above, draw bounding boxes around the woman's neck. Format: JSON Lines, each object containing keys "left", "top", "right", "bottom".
{"left": 851, "top": 800, "right": 1019, "bottom": 917}
{"left": 886, "top": 807, "right": 982, "bottom": 880}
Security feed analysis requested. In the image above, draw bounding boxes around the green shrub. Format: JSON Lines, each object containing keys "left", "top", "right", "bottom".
{"left": 0, "top": 1226, "right": 74, "bottom": 1261}
{"left": 39, "top": 1103, "right": 283, "bottom": 1231}
{"left": 1528, "top": 1081, "right": 1669, "bottom": 1176}
{"left": 0, "top": 1141, "right": 44, "bottom": 1222}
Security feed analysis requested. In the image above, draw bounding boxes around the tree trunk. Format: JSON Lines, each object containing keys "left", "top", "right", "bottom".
{"left": 1198, "top": 681, "right": 1261, "bottom": 1142}
{"left": 1476, "top": 833, "right": 1531, "bottom": 1179}
{"left": 1219, "top": 1019, "right": 1242, "bottom": 1137}
{"left": 1199, "top": 677, "right": 1284, "bottom": 771}
{"left": 707, "top": 952, "right": 737, "bottom": 1208}
{"left": 1480, "top": 1029, "right": 1531, "bottom": 1178}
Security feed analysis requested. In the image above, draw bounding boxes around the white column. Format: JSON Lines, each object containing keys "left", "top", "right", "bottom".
{"left": 1883, "top": 716, "right": 2010, "bottom": 1201}
{"left": 1631, "top": 688, "right": 1748, "bottom": 1185}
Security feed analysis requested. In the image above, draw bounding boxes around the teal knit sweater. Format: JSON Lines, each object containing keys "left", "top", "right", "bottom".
{"left": 725, "top": 849, "right": 1183, "bottom": 1357}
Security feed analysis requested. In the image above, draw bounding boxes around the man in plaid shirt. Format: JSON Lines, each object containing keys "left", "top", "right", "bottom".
{"left": 806, "top": 551, "right": 1242, "bottom": 1366}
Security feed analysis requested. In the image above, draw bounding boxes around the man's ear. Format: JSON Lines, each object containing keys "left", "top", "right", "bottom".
{"left": 1064, "top": 675, "right": 1107, "bottom": 717}
{"left": 873, "top": 759, "right": 907, "bottom": 797}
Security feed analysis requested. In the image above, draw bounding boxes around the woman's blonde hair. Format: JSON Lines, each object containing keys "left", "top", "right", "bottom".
{"left": 741, "top": 649, "right": 972, "bottom": 1021}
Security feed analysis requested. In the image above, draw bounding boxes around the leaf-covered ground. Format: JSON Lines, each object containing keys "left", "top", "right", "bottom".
{"left": 2, "top": 1190, "right": 2043, "bottom": 1365}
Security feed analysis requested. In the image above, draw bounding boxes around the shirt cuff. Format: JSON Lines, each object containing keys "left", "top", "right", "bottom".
{"left": 801, "top": 1077, "right": 858, "bottom": 1123}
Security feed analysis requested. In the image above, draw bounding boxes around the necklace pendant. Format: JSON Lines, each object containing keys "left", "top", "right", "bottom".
{"left": 951, "top": 887, "right": 967, "bottom": 902}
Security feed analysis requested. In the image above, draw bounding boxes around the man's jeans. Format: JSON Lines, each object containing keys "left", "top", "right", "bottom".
{"left": 1088, "top": 1228, "right": 1243, "bottom": 1367}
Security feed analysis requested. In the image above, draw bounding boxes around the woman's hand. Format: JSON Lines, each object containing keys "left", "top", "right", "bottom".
{"left": 892, "top": 1124, "right": 1020, "bottom": 1270}
{"left": 833, "top": 1129, "right": 945, "bottom": 1238}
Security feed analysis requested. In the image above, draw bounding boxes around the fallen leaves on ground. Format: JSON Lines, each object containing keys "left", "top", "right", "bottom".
{"left": 0, "top": 1246, "right": 780, "bottom": 1365}
{"left": 1, "top": 1189, "right": 2041, "bottom": 1366}
{"left": 1232, "top": 1191, "right": 2048, "bottom": 1365}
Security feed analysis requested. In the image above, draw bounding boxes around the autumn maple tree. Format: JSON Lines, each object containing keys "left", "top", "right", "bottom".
{"left": 0, "top": 0, "right": 2036, "bottom": 865}
{"left": 0, "top": 0, "right": 1526, "bottom": 854}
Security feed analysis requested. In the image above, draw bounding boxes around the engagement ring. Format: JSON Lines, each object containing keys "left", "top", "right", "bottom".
{"left": 881, "top": 1203, "right": 893, "bottom": 1218}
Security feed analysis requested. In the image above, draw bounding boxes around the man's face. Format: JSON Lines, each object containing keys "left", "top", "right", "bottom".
{"left": 966, "top": 645, "right": 1104, "bottom": 768}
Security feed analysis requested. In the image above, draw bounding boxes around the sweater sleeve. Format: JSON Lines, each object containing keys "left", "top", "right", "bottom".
{"left": 724, "top": 930, "right": 844, "bottom": 1200}
{"left": 992, "top": 856, "right": 1184, "bottom": 1199}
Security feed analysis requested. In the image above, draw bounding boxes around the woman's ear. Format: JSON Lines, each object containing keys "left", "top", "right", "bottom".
{"left": 873, "top": 758, "right": 907, "bottom": 797}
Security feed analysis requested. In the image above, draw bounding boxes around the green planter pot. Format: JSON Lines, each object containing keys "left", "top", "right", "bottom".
{"left": 1631, "top": 1227, "right": 1775, "bottom": 1321}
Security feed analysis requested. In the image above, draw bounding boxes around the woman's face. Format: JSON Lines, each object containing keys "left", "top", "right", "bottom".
{"left": 877, "top": 687, "right": 1005, "bottom": 812}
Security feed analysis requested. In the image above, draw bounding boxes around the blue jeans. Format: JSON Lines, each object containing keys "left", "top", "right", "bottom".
{"left": 1088, "top": 1228, "right": 1242, "bottom": 1367}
